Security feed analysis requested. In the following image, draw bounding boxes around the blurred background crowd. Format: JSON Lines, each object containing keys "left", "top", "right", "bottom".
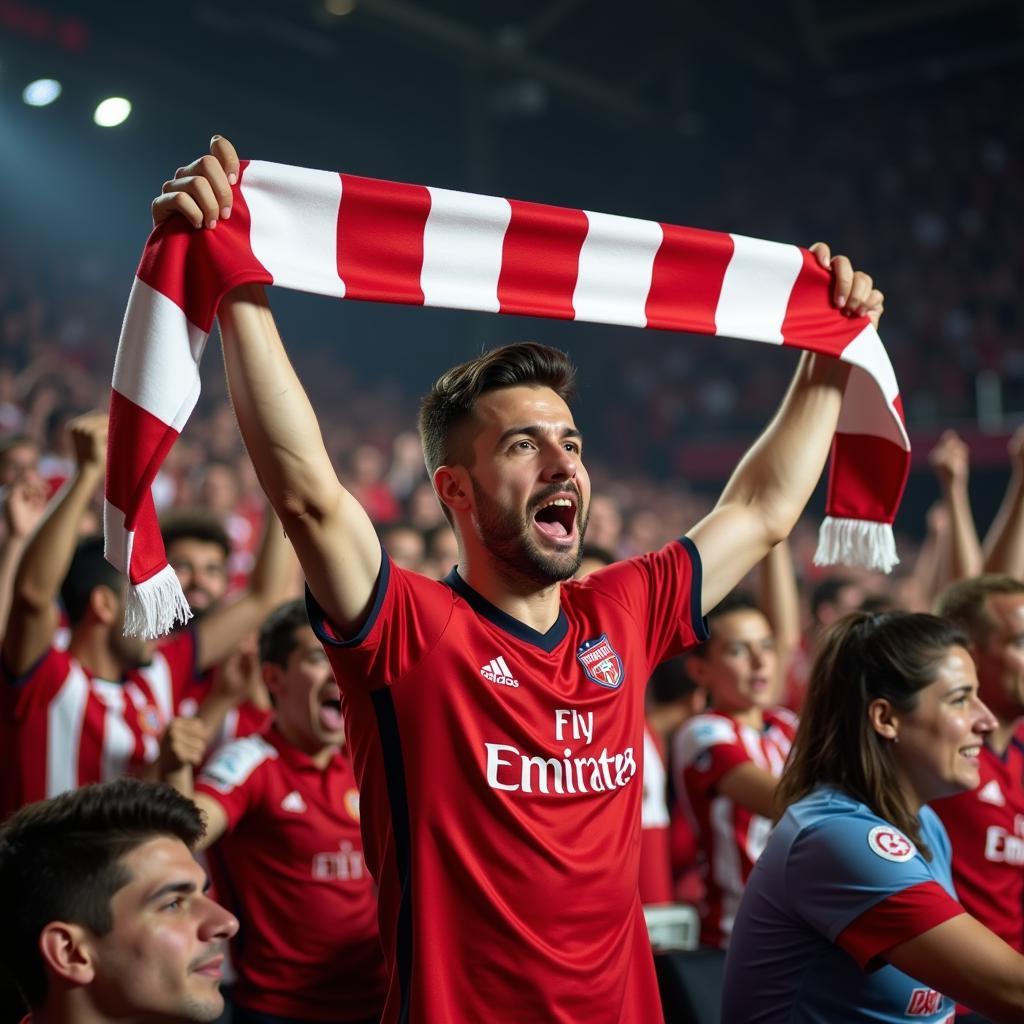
{"left": 2, "top": 1, "right": 1024, "bottom": 1021}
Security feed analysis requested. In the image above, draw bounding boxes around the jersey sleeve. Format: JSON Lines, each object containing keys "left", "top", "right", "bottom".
{"left": 787, "top": 813, "right": 965, "bottom": 970}
{"left": 674, "top": 714, "right": 750, "bottom": 796}
{"left": 305, "top": 552, "right": 455, "bottom": 691}
{"left": 154, "top": 628, "right": 198, "bottom": 705}
{"left": 195, "top": 734, "right": 276, "bottom": 831}
{"left": 1, "top": 647, "right": 72, "bottom": 716}
{"left": 579, "top": 538, "right": 709, "bottom": 670}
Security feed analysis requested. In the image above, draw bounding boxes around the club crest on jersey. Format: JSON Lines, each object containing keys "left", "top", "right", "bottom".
{"left": 138, "top": 706, "right": 162, "bottom": 736}
{"left": 867, "top": 825, "right": 916, "bottom": 863}
{"left": 577, "top": 635, "right": 624, "bottom": 689}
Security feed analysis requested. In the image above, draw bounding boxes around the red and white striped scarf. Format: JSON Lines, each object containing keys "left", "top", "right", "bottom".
{"left": 106, "top": 159, "right": 910, "bottom": 638}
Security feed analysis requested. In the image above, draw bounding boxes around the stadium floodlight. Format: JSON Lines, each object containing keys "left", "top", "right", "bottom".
{"left": 94, "top": 96, "right": 131, "bottom": 127}
{"left": 23, "top": 79, "right": 62, "bottom": 107}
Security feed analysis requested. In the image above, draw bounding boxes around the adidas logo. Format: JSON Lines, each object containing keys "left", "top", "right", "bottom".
{"left": 480, "top": 655, "right": 519, "bottom": 688}
{"left": 978, "top": 780, "right": 1005, "bottom": 807}
{"left": 281, "top": 790, "right": 307, "bottom": 813}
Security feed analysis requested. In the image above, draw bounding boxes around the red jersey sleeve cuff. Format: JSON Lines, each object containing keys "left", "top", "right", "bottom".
{"left": 836, "top": 881, "right": 965, "bottom": 971}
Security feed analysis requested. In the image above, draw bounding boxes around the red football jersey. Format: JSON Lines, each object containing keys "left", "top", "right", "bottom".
{"left": 1, "top": 631, "right": 195, "bottom": 817}
{"left": 196, "top": 727, "right": 385, "bottom": 1020}
{"left": 308, "top": 539, "right": 708, "bottom": 1024}
{"left": 931, "top": 736, "right": 1024, "bottom": 952}
{"left": 672, "top": 707, "right": 797, "bottom": 947}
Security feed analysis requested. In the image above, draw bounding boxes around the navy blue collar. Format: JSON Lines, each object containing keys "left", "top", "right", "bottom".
{"left": 442, "top": 567, "right": 568, "bottom": 653}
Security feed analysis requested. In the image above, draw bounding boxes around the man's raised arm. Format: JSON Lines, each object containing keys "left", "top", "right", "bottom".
{"left": 152, "top": 137, "right": 382, "bottom": 634}
{"left": 2, "top": 414, "right": 108, "bottom": 677}
{"left": 687, "top": 243, "right": 884, "bottom": 615}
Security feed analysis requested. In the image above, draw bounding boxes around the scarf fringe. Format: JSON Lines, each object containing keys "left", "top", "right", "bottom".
{"left": 123, "top": 564, "right": 193, "bottom": 639}
{"left": 814, "top": 516, "right": 899, "bottom": 574}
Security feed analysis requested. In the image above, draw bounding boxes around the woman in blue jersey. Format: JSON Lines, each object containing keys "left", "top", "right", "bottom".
{"left": 723, "top": 612, "right": 1024, "bottom": 1024}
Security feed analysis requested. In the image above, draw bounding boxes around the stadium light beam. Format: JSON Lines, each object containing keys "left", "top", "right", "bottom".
{"left": 94, "top": 96, "right": 131, "bottom": 127}
{"left": 23, "top": 79, "right": 62, "bottom": 107}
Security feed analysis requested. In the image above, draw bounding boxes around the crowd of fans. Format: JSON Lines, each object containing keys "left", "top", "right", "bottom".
{"left": 1, "top": 67, "right": 1023, "bottom": 1024}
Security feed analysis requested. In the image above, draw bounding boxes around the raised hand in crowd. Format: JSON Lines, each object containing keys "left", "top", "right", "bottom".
{"left": 156, "top": 715, "right": 209, "bottom": 789}
{"left": 4, "top": 472, "right": 49, "bottom": 541}
{"left": 0, "top": 470, "right": 50, "bottom": 639}
{"left": 928, "top": 429, "right": 983, "bottom": 585}
{"left": 983, "top": 425, "right": 1024, "bottom": 579}
{"left": 2, "top": 411, "right": 108, "bottom": 679}
{"left": 195, "top": 639, "right": 271, "bottom": 749}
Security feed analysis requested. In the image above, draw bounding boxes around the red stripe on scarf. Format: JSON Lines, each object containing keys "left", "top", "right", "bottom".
{"left": 827, "top": 431, "right": 910, "bottom": 523}
{"left": 645, "top": 224, "right": 733, "bottom": 333}
{"left": 137, "top": 159, "right": 270, "bottom": 331}
{"left": 337, "top": 174, "right": 430, "bottom": 305}
{"left": 107, "top": 389, "right": 181, "bottom": 582}
{"left": 497, "top": 200, "right": 588, "bottom": 319}
{"left": 780, "top": 248, "right": 867, "bottom": 354}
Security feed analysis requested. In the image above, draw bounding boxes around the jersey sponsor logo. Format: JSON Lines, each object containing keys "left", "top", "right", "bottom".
{"left": 867, "top": 825, "right": 916, "bottom": 863}
{"left": 485, "top": 742, "right": 636, "bottom": 795}
{"left": 344, "top": 787, "right": 360, "bottom": 822}
{"left": 281, "top": 790, "right": 307, "bottom": 813}
{"left": 576, "top": 634, "right": 624, "bottom": 689}
{"left": 985, "top": 816, "right": 1024, "bottom": 864}
{"left": 312, "top": 841, "right": 366, "bottom": 882}
{"left": 480, "top": 654, "right": 519, "bottom": 688}
{"left": 905, "top": 987, "right": 943, "bottom": 1015}
{"left": 978, "top": 779, "right": 1006, "bottom": 806}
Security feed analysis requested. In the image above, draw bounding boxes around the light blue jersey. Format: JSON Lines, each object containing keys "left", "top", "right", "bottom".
{"left": 722, "top": 787, "right": 965, "bottom": 1023}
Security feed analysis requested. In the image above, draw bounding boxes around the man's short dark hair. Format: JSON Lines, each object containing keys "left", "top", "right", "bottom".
{"left": 0, "top": 779, "right": 205, "bottom": 1008}
{"left": 935, "top": 574, "right": 1024, "bottom": 644}
{"left": 259, "top": 599, "right": 311, "bottom": 668}
{"left": 160, "top": 509, "right": 231, "bottom": 560}
{"left": 60, "top": 536, "right": 125, "bottom": 626}
{"left": 417, "top": 342, "right": 577, "bottom": 482}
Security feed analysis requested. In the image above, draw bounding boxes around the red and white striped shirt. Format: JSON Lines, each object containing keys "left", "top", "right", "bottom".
{"left": 1, "top": 632, "right": 195, "bottom": 817}
{"left": 672, "top": 708, "right": 797, "bottom": 947}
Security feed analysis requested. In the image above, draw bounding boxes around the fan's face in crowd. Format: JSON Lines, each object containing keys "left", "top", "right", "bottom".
{"left": 267, "top": 626, "right": 346, "bottom": 750}
{"left": 87, "top": 837, "right": 238, "bottom": 1022}
{"left": 463, "top": 385, "right": 591, "bottom": 586}
{"left": 695, "top": 609, "right": 777, "bottom": 713}
{"left": 890, "top": 645, "right": 997, "bottom": 804}
{"left": 167, "top": 539, "right": 229, "bottom": 613}
{"left": 972, "top": 593, "right": 1024, "bottom": 722}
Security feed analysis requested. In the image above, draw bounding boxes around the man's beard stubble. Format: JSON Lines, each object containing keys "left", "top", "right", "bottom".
{"left": 469, "top": 476, "right": 588, "bottom": 587}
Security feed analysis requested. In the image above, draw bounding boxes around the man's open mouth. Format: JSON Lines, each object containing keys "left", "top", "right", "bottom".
{"left": 318, "top": 688, "right": 344, "bottom": 731}
{"left": 533, "top": 496, "right": 577, "bottom": 540}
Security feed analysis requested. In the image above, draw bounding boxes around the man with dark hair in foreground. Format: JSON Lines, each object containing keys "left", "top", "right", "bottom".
{"left": 0, "top": 778, "right": 237, "bottom": 1024}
